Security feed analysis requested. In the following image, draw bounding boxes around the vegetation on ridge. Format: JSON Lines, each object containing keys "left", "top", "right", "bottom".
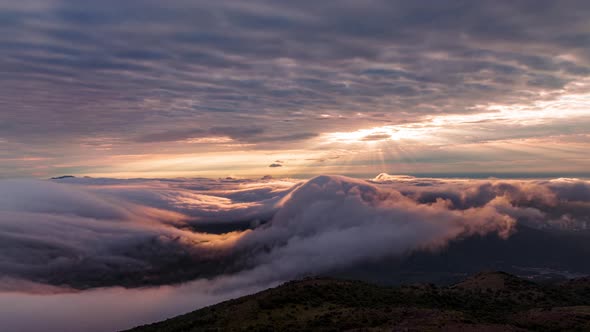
{"left": 126, "top": 271, "right": 590, "bottom": 331}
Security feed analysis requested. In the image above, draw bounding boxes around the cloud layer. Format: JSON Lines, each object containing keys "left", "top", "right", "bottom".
{"left": 1, "top": 1, "right": 589, "bottom": 177}
{"left": 1, "top": 174, "right": 590, "bottom": 330}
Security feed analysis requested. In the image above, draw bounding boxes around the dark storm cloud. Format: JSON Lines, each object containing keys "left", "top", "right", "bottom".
{"left": 1, "top": 0, "right": 589, "bottom": 151}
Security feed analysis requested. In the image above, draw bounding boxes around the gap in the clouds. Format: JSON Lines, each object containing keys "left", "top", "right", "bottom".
{"left": 182, "top": 219, "right": 271, "bottom": 234}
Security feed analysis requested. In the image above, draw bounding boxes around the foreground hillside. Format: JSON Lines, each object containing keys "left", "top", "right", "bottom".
{"left": 127, "top": 272, "right": 590, "bottom": 331}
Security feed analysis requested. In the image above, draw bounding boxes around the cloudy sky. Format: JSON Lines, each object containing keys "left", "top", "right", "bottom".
{"left": 1, "top": 0, "right": 590, "bottom": 178}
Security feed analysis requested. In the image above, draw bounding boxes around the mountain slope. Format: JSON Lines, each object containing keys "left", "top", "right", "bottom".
{"left": 126, "top": 272, "right": 590, "bottom": 331}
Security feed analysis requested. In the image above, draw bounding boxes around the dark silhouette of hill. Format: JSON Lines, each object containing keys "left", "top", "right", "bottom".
{"left": 126, "top": 271, "right": 590, "bottom": 331}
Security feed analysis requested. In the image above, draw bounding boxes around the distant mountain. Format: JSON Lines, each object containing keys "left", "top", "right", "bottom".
{"left": 126, "top": 272, "right": 590, "bottom": 331}
{"left": 49, "top": 175, "right": 75, "bottom": 180}
{"left": 330, "top": 224, "right": 590, "bottom": 285}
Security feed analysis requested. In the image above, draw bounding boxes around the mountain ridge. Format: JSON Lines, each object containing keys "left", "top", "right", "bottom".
{"left": 125, "top": 271, "right": 590, "bottom": 331}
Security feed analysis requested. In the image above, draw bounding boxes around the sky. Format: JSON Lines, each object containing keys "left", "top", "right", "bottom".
{"left": 1, "top": 0, "right": 590, "bottom": 178}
